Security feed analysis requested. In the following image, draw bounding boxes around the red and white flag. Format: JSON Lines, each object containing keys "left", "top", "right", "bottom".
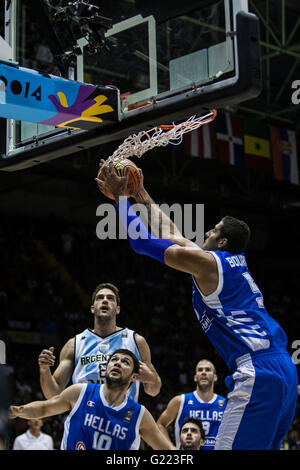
{"left": 215, "top": 112, "right": 244, "bottom": 166}
{"left": 184, "top": 122, "right": 217, "bottom": 159}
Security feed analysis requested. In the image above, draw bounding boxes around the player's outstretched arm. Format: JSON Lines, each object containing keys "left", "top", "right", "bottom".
{"left": 96, "top": 163, "right": 194, "bottom": 247}
{"left": 96, "top": 162, "right": 218, "bottom": 290}
{"left": 39, "top": 338, "right": 75, "bottom": 399}
{"left": 135, "top": 334, "right": 162, "bottom": 397}
{"left": 156, "top": 395, "right": 181, "bottom": 443}
{"left": 140, "top": 408, "right": 177, "bottom": 450}
{"left": 118, "top": 197, "right": 216, "bottom": 277}
{"left": 134, "top": 169, "right": 193, "bottom": 246}
{"left": 10, "top": 384, "right": 82, "bottom": 420}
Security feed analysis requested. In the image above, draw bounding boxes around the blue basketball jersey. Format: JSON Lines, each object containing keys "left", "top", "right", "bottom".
{"left": 175, "top": 391, "right": 226, "bottom": 450}
{"left": 192, "top": 251, "right": 288, "bottom": 371}
{"left": 72, "top": 328, "right": 141, "bottom": 401}
{"left": 61, "top": 384, "right": 145, "bottom": 450}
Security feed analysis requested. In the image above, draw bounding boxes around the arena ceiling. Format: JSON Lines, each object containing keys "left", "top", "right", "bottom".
{"left": 52, "top": 0, "right": 300, "bottom": 128}
{"left": 238, "top": 0, "right": 300, "bottom": 128}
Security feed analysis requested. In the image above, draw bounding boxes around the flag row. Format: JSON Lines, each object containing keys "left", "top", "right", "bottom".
{"left": 183, "top": 112, "right": 299, "bottom": 185}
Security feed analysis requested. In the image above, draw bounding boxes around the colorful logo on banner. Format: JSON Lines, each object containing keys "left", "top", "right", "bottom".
{"left": 0, "top": 63, "right": 118, "bottom": 130}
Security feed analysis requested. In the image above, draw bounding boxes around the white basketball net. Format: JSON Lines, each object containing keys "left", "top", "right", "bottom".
{"left": 105, "top": 109, "right": 217, "bottom": 165}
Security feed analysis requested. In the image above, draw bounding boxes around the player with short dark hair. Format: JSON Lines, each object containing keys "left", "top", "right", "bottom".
{"left": 180, "top": 418, "right": 205, "bottom": 450}
{"left": 107, "top": 348, "right": 140, "bottom": 375}
{"left": 11, "top": 350, "right": 175, "bottom": 451}
{"left": 91, "top": 282, "right": 121, "bottom": 306}
{"left": 96, "top": 164, "right": 298, "bottom": 450}
{"left": 38, "top": 283, "right": 161, "bottom": 402}
{"left": 215, "top": 216, "right": 250, "bottom": 254}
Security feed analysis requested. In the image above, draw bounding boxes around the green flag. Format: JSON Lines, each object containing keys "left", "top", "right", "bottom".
{"left": 243, "top": 119, "right": 272, "bottom": 172}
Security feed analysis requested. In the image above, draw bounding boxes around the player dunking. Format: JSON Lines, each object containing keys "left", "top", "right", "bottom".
{"left": 11, "top": 349, "right": 175, "bottom": 451}
{"left": 96, "top": 163, "right": 298, "bottom": 450}
{"left": 38, "top": 283, "right": 161, "bottom": 402}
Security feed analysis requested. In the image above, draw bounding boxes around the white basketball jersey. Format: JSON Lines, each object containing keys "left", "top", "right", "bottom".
{"left": 72, "top": 328, "right": 141, "bottom": 401}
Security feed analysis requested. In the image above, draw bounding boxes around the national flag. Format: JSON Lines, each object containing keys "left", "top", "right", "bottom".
{"left": 243, "top": 119, "right": 272, "bottom": 172}
{"left": 269, "top": 125, "right": 299, "bottom": 184}
{"left": 184, "top": 121, "right": 217, "bottom": 159}
{"left": 215, "top": 112, "right": 244, "bottom": 166}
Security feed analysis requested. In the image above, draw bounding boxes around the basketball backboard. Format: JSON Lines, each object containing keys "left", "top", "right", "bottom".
{"left": 0, "top": 0, "right": 261, "bottom": 170}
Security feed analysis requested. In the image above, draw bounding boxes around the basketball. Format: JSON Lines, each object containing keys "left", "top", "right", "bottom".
{"left": 97, "top": 159, "right": 140, "bottom": 200}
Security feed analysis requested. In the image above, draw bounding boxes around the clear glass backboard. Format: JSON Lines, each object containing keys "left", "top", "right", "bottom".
{"left": 0, "top": 0, "right": 261, "bottom": 170}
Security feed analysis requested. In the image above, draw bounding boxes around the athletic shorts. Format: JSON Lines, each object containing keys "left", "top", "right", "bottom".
{"left": 214, "top": 349, "right": 298, "bottom": 450}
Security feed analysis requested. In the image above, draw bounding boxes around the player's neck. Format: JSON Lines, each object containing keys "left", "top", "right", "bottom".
{"left": 103, "top": 384, "right": 127, "bottom": 408}
{"left": 93, "top": 317, "right": 121, "bottom": 337}
{"left": 195, "top": 387, "right": 215, "bottom": 402}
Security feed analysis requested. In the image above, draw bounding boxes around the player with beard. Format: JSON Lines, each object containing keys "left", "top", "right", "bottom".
{"left": 38, "top": 283, "right": 161, "bottom": 402}
{"left": 97, "top": 163, "right": 298, "bottom": 450}
{"left": 10, "top": 349, "right": 176, "bottom": 451}
{"left": 157, "top": 359, "right": 226, "bottom": 450}
{"left": 179, "top": 418, "right": 205, "bottom": 451}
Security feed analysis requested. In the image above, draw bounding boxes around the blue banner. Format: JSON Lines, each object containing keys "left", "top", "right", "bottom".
{"left": 0, "top": 63, "right": 118, "bottom": 130}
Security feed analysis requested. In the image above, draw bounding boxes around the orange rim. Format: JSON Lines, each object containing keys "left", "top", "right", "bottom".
{"left": 157, "top": 109, "right": 217, "bottom": 130}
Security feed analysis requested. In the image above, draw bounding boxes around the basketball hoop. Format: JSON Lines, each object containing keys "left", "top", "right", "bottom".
{"left": 104, "top": 109, "right": 217, "bottom": 165}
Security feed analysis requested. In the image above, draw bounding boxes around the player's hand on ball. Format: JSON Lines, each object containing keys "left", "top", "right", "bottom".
{"left": 38, "top": 347, "right": 55, "bottom": 371}
{"left": 132, "top": 168, "right": 145, "bottom": 199}
{"left": 96, "top": 160, "right": 130, "bottom": 201}
{"left": 9, "top": 406, "right": 25, "bottom": 419}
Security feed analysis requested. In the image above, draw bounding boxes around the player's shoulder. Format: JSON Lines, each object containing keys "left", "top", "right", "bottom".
{"left": 174, "top": 244, "right": 215, "bottom": 263}
{"left": 123, "top": 394, "right": 143, "bottom": 414}
{"left": 67, "top": 328, "right": 91, "bottom": 350}
{"left": 133, "top": 330, "right": 145, "bottom": 341}
{"left": 115, "top": 326, "right": 141, "bottom": 342}
{"left": 65, "top": 336, "right": 75, "bottom": 346}
{"left": 127, "top": 394, "right": 142, "bottom": 406}
{"left": 216, "top": 394, "right": 227, "bottom": 402}
{"left": 211, "top": 250, "right": 248, "bottom": 267}
{"left": 214, "top": 394, "right": 227, "bottom": 408}
{"left": 62, "top": 336, "right": 75, "bottom": 356}
{"left": 123, "top": 326, "right": 135, "bottom": 334}
{"left": 168, "top": 394, "right": 183, "bottom": 406}
{"left": 133, "top": 330, "right": 151, "bottom": 350}
{"left": 183, "top": 390, "right": 195, "bottom": 399}
{"left": 114, "top": 326, "right": 135, "bottom": 337}
{"left": 63, "top": 383, "right": 89, "bottom": 404}
{"left": 73, "top": 328, "right": 90, "bottom": 340}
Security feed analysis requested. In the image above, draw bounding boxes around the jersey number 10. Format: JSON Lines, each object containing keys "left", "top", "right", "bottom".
{"left": 92, "top": 431, "right": 112, "bottom": 450}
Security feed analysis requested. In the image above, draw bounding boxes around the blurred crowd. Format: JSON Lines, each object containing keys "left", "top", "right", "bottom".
{"left": 0, "top": 213, "right": 299, "bottom": 450}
